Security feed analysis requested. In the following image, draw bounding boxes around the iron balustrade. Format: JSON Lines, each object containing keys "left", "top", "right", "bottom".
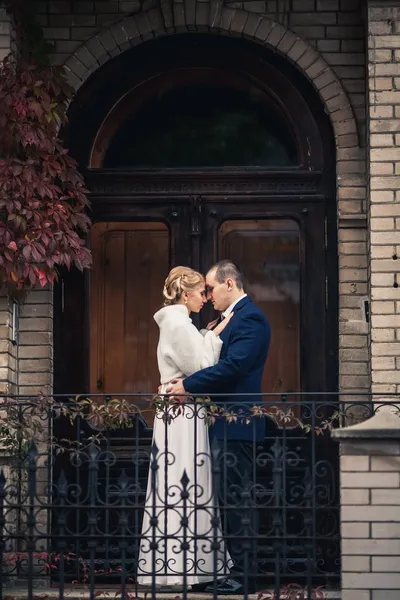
{"left": 0, "top": 392, "right": 392, "bottom": 600}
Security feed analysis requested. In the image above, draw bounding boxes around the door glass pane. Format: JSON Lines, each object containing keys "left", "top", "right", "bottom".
{"left": 219, "top": 219, "right": 300, "bottom": 394}
{"left": 90, "top": 222, "right": 169, "bottom": 424}
{"left": 104, "top": 84, "right": 297, "bottom": 168}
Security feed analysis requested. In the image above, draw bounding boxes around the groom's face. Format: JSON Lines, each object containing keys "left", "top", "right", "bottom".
{"left": 205, "top": 270, "right": 230, "bottom": 312}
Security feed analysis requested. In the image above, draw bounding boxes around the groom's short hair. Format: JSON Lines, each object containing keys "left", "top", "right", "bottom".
{"left": 210, "top": 260, "right": 245, "bottom": 290}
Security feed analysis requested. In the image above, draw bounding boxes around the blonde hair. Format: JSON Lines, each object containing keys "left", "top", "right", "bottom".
{"left": 163, "top": 266, "right": 204, "bottom": 306}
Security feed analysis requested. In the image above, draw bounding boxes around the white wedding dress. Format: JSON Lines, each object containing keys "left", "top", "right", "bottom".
{"left": 137, "top": 304, "right": 232, "bottom": 587}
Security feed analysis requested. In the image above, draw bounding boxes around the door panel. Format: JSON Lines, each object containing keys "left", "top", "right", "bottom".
{"left": 90, "top": 222, "right": 169, "bottom": 422}
{"left": 84, "top": 198, "right": 326, "bottom": 419}
{"left": 219, "top": 218, "right": 300, "bottom": 395}
{"left": 202, "top": 199, "right": 326, "bottom": 394}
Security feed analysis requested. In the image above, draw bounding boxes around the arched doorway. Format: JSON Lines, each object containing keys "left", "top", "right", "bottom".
{"left": 55, "top": 33, "right": 338, "bottom": 402}
{"left": 52, "top": 32, "right": 340, "bottom": 587}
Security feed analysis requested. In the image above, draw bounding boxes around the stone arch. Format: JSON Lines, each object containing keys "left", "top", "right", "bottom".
{"left": 63, "top": 5, "right": 359, "bottom": 150}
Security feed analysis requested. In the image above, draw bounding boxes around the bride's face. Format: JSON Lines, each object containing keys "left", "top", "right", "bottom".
{"left": 185, "top": 285, "right": 207, "bottom": 313}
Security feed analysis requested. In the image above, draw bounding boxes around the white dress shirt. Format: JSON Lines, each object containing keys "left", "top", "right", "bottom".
{"left": 221, "top": 293, "right": 248, "bottom": 319}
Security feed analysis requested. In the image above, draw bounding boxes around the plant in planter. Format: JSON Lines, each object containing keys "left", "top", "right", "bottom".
{"left": 0, "top": 1, "right": 91, "bottom": 290}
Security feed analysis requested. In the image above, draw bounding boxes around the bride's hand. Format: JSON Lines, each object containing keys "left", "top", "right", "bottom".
{"left": 213, "top": 312, "right": 234, "bottom": 336}
{"left": 206, "top": 318, "right": 218, "bottom": 330}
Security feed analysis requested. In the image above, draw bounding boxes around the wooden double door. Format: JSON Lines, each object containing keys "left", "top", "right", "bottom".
{"left": 80, "top": 193, "right": 332, "bottom": 418}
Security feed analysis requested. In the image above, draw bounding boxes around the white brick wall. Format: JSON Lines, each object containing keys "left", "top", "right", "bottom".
{"left": 0, "top": 287, "right": 52, "bottom": 396}
{"left": 333, "top": 406, "right": 400, "bottom": 600}
{"left": 0, "top": 291, "right": 17, "bottom": 394}
{"left": 368, "top": 3, "right": 400, "bottom": 394}
{"left": 18, "top": 288, "right": 53, "bottom": 396}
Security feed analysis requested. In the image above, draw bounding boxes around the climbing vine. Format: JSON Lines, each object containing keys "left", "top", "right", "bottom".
{"left": 0, "top": 0, "right": 91, "bottom": 290}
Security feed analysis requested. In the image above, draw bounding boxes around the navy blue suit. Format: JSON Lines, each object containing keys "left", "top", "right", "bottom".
{"left": 183, "top": 296, "right": 271, "bottom": 585}
{"left": 183, "top": 296, "right": 271, "bottom": 441}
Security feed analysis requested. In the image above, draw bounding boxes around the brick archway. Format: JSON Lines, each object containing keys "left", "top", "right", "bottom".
{"left": 61, "top": 4, "right": 368, "bottom": 402}
{"left": 64, "top": 5, "right": 359, "bottom": 151}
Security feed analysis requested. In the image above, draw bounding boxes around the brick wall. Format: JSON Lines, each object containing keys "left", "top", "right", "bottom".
{"left": 368, "top": 3, "right": 400, "bottom": 394}
{"left": 18, "top": 288, "right": 53, "bottom": 396}
{"left": 0, "top": 288, "right": 52, "bottom": 397}
{"left": 0, "top": 292, "right": 17, "bottom": 395}
{"left": 0, "top": 4, "right": 10, "bottom": 62}
{"left": 0, "top": 6, "right": 16, "bottom": 396}
{"left": 23, "top": 0, "right": 369, "bottom": 396}
{"left": 36, "top": 0, "right": 366, "bottom": 132}
{"left": 333, "top": 406, "right": 400, "bottom": 600}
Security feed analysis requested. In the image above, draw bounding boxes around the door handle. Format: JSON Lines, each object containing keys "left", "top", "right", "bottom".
{"left": 97, "top": 378, "right": 103, "bottom": 391}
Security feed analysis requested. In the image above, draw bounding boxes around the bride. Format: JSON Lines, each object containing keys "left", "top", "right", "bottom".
{"left": 137, "top": 266, "right": 232, "bottom": 590}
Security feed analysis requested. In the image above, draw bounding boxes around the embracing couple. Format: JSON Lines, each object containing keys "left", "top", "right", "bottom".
{"left": 137, "top": 260, "right": 271, "bottom": 594}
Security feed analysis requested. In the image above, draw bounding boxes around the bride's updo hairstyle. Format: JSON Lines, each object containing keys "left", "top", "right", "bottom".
{"left": 163, "top": 266, "right": 204, "bottom": 306}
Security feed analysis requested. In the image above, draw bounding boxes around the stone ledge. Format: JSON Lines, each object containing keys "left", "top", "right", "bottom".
{"left": 338, "top": 214, "right": 368, "bottom": 229}
{"left": 332, "top": 402, "right": 400, "bottom": 441}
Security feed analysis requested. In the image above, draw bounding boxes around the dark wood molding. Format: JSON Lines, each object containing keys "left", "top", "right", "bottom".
{"left": 86, "top": 169, "right": 324, "bottom": 197}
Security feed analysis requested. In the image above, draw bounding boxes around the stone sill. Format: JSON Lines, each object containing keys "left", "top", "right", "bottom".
{"left": 332, "top": 402, "right": 400, "bottom": 441}
{"left": 338, "top": 214, "right": 367, "bottom": 229}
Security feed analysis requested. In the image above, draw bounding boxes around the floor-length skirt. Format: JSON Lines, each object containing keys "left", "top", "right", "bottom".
{"left": 137, "top": 399, "right": 231, "bottom": 587}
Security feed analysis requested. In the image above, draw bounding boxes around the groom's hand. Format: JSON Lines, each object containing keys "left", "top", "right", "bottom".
{"left": 166, "top": 378, "right": 186, "bottom": 395}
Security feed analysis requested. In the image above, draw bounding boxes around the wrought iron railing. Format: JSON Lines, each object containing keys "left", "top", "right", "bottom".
{"left": 0, "top": 393, "right": 393, "bottom": 600}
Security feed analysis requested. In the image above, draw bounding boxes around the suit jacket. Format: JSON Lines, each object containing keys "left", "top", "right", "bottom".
{"left": 183, "top": 296, "right": 271, "bottom": 441}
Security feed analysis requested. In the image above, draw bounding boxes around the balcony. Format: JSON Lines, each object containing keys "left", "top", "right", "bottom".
{"left": 0, "top": 393, "right": 378, "bottom": 600}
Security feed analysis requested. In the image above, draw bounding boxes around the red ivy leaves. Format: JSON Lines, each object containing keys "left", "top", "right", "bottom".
{"left": 257, "top": 585, "right": 325, "bottom": 600}
{"left": 0, "top": 55, "right": 91, "bottom": 289}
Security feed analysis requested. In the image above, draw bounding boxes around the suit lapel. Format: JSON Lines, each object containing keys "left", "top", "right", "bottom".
{"left": 214, "top": 297, "right": 253, "bottom": 356}
{"left": 211, "top": 297, "right": 252, "bottom": 328}
{"left": 211, "top": 295, "right": 252, "bottom": 328}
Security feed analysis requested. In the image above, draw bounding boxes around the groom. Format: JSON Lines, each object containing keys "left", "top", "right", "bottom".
{"left": 167, "top": 260, "right": 271, "bottom": 594}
